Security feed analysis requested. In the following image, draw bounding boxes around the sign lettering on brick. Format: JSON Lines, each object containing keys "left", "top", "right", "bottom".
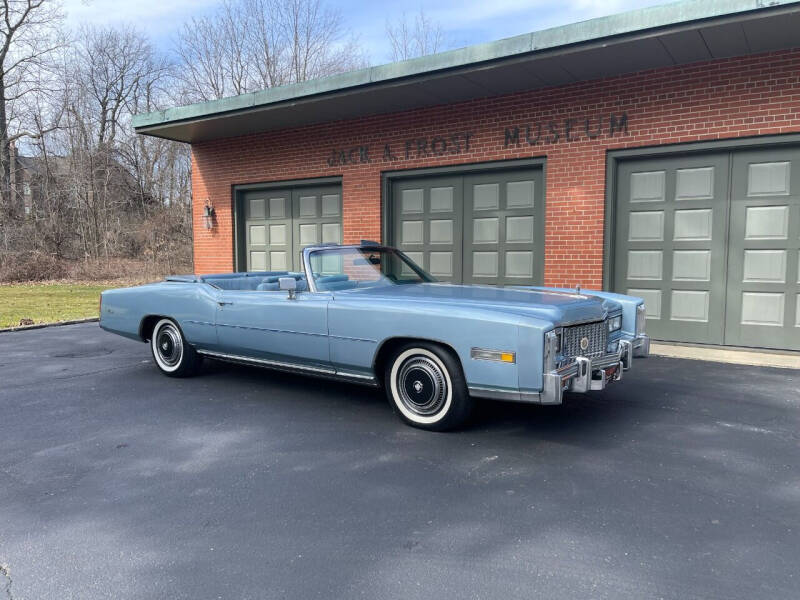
{"left": 324, "top": 112, "right": 628, "bottom": 166}
{"left": 504, "top": 112, "right": 629, "bottom": 147}
{"left": 327, "top": 132, "right": 474, "bottom": 167}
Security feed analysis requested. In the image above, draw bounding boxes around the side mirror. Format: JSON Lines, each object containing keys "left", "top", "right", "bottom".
{"left": 279, "top": 277, "right": 297, "bottom": 299}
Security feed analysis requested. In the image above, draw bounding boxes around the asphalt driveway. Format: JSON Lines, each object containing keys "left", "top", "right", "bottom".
{"left": 0, "top": 323, "right": 798, "bottom": 599}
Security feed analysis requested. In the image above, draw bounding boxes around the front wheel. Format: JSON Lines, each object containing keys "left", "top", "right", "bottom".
{"left": 384, "top": 343, "right": 474, "bottom": 431}
{"left": 150, "top": 318, "right": 202, "bottom": 377}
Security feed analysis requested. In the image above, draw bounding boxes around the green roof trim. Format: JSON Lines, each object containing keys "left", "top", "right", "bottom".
{"left": 132, "top": 0, "right": 800, "bottom": 132}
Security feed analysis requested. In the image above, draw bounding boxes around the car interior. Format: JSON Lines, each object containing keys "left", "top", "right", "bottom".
{"left": 201, "top": 272, "right": 310, "bottom": 291}
{"left": 200, "top": 271, "right": 402, "bottom": 292}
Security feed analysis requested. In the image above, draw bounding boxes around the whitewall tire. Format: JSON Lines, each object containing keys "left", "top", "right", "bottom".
{"left": 384, "top": 342, "right": 473, "bottom": 431}
{"left": 150, "top": 318, "right": 201, "bottom": 377}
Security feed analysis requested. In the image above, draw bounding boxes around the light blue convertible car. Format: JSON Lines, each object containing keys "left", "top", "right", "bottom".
{"left": 100, "top": 243, "right": 650, "bottom": 430}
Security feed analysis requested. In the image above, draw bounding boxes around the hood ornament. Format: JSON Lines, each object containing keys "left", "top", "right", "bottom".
{"left": 575, "top": 284, "right": 581, "bottom": 294}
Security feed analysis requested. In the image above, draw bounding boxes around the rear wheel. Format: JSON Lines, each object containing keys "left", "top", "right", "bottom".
{"left": 384, "top": 342, "right": 473, "bottom": 431}
{"left": 150, "top": 318, "right": 202, "bottom": 377}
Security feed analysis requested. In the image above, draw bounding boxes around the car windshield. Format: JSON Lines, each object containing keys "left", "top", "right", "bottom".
{"left": 307, "top": 247, "right": 435, "bottom": 291}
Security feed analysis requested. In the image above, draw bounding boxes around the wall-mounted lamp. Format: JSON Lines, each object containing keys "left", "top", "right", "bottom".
{"left": 202, "top": 199, "right": 215, "bottom": 230}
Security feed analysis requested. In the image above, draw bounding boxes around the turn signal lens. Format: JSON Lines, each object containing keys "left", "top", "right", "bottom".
{"left": 471, "top": 348, "right": 516, "bottom": 363}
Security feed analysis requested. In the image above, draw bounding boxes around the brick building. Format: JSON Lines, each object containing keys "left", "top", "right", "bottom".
{"left": 133, "top": 0, "right": 800, "bottom": 351}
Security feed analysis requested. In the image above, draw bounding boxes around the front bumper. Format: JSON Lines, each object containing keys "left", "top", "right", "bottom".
{"left": 539, "top": 333, "right": 650, "bottom": 405}
{"left": 467, "top": 333, "right": 650, "bottom": 405}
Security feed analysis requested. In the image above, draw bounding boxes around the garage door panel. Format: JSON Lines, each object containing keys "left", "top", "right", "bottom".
{"left": 507, "top": 180, "right": 535, "bottom": 208}
{"left": 249, "top": 251, "right": 267, "bottom": 271}
{"left": 392, "top": 167, "right": 543, "bottom": 286}
{"left": 292, "top": 186, "right": 343, "bottom": 269}
{"left": 670, "top": 290, "right": 710, "bottom": 322}
{"left": 630, "top": 170, "right": 665, "bottom": 202}
{"left": 269, "top": 197, "right": 286, "bottom": 218}
{"left": 392, "top": 176, "right": 463, "bottom": 283}
{"left": 614, "top": 154, "right": 729, "bottom": 344}
{"left": 675, "top": 166, "right": 715, "bottom": 200}
{"left": 249, "top": 224, "right": 266, "bottom": 245}
{"left": 242, "top": 184, "right": 341, "bottom": 272}
{"left": 724, "top": 148, "right": 800, "bottom": 350}
{"left": 429, "top": 187, "right": 454, "bottom": 212}
{"left": 796, "top": 294, "right": 800, "bottom": 328}
{"left": 628, "top": 211, "right": 664, "bottom": 241}
{"left": 243, "top": 188, "right": 294, "bottom": 272}
{"left": 617, "top": 145, "right": 800, "bottom": 350}
{"left": 673, "top": 208, "right": 713, "bottom": 241}
{"left": 747, "top": 161, "right": 791, "bottom": 196}
{"left": 672, "top": 250, "right": 711, "bottom": 281}
{"left": 463, "top": 169, "right": 544, "bottom": 286}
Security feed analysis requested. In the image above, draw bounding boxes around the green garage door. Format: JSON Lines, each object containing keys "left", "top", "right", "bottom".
{"left": 391, "top": 167, "right": 545, "bottom": 285}
{"left": 614, "top": 146, "right": 800, "bottom": 350}
{"left": 241, "top": 184, "right": 342, "bottom": 272}
{"left": 725, "top": 148, "right": 800, "bottom": 350}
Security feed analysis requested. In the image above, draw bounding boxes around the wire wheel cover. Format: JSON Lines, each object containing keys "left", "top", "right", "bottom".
{"left": 397, "top": 355, "right": 447, "bottom": 416}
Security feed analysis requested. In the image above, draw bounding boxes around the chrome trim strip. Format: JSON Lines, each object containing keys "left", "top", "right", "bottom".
{"left": 329, "top": 334, "right": 378, "bottom": 344}
{"left": 196, "top": 350, "right": 378, "bottom": 385}
{"left": 559, "top": 315, "right": 609, "bottom": 327}
{"left": 302, "top": 247, "right": 319, "bottom": 293}
{"left": 198, "top": 350, "right": 335, "bottom": 374}
{"left": 468, "top": 386, "right": 542, "bottom": 403}
{"left": 215, "top": 323, "right": 328, "bottom": 337}
{"left": 335, "top": 369, "right": 376, "bottom": 381}
{"left": 591, "top": 353, "right": 624, "bottom": 370}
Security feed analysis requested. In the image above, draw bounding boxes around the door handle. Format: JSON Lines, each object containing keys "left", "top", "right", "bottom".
{"left": 217, "top": 301, "right": 233, "bottom": 306}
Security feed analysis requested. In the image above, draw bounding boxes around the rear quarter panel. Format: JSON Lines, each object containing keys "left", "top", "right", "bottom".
{"left": 100, "top": 282, "right": 219, "bottom": 348}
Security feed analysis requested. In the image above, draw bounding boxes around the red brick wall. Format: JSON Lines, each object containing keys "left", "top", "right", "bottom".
{"left": 191, "top": 49, "right": 800, "bottom": 287}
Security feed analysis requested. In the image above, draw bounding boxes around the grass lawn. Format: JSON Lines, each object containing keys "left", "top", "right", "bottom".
{"left": 0, "top": 284, "right": 112, "bottom": 328}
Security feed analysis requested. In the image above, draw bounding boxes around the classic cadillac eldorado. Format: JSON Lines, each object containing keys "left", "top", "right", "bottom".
{"left": 100, "top": 242, "right": 650, "bottom": 430}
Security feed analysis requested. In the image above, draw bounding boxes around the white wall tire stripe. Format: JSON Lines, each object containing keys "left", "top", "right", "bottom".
{"left": 151, "top": 318, "right": 183, "bottom": 373}
{"left": 389, "top": 348, "right": 453, "bottom": 425}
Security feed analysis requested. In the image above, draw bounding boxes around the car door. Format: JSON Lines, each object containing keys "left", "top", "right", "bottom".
{"left": 215, "top": 287, "right": 332, "bottom": 367}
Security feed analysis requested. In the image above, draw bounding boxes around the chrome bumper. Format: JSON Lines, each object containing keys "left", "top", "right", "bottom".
{"left": 468, "top": 334, "right": 650, "bottom": 405}
{"left": 539, "top": 333, "right": 650, "bottom": 405}
{"left": 632, "top": 333, "right": 650, "bottom": 358}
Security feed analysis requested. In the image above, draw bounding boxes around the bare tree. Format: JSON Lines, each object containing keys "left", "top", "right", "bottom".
{"left": 0, "top": 0, "right": 63, "bottom": 215}
{"left": 12, "top": 23, "right": 192, "bottom": 266}
{"left": 386, "top": 9, "right": 446, "bottom": 61}
{"left": 175, "top": 0, "right": 366, "bottom": 102}
{"left": 75, "top": 25, "right": 161, "bottom": 148}
{"left": 174, "top": 13, "right": 235, "bottom": 102}
{"left": 2, "top": 0, "right": 377, "bottom": 281}
{"left": 280, "top": 0, "right": 363, "bottom": 83}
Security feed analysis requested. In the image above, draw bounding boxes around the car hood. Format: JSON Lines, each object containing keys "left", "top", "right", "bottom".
{"left": 338, "top": 283, "right": 617, "bottom": 326}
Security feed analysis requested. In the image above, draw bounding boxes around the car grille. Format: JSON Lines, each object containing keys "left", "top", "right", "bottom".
{"left": 562, "top": 321, "right": 608, "bottom": 358}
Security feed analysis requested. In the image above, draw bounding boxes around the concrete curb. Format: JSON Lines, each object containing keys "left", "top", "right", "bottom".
{"left": 651, "top": 342, "right": 800, "bottom": 370}
{"left": 0, "top": 317, "right": 99, "bottom": 333}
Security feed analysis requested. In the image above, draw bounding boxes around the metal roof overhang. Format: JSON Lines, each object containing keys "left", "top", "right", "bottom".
{"left": 133, "top": 0, "right": 800, "bottom": 143}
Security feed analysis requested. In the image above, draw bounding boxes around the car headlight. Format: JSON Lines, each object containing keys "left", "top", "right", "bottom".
{"left": 607, "top": 315, "right": 622, "bottom": 332}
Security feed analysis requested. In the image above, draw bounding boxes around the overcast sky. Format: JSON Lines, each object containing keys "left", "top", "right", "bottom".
{"left": 61, "top": 0, "right": 670, "bottom": 64}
